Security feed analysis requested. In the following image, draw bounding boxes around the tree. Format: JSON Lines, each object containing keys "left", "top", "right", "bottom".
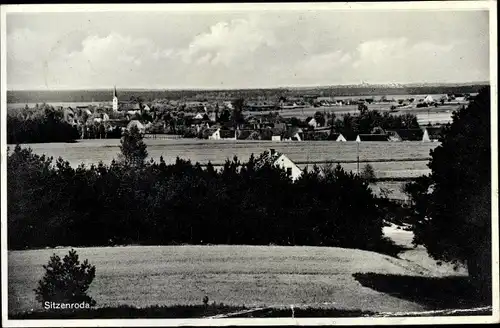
{"left": 313, "top": 111, "right": 326, "bottom": 127}
{"left": 34, "top": 249, "right": 96, "bottom": 306}
{"left": 360, "top": 164, "right": 376, "bottom": 182}
{"left": 231, "top": 98, "right": 245, "bottom": 126}
{"left": 118, "top": 125, "right": 148, "bottom": 167}
{"left": 406, "top": 86, "right": 491, "bottom": 300}
{"left": 218, "top": 109, "right": 231, "bottom": 123}
{"left": 358, "top": 103, "right": 368, "bottom": 115}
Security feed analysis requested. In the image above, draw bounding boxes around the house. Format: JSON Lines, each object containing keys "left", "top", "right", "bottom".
{"left": 208, "top": 111, "right": 217, "bottom": 122}
{"left": 356, "top": 134, "right": 389, "bottom": 142}
{"left": 422, "top": 126, "right": 444, "bottom": 142}
{"left": 283, "top": 127, "right": 303, "bottom": 141}
{"left": 386, "top": 129, "right": 423, "bottom": 141}
{"left": 207, "top": 127, "right": 221, "bottom": 140}
{"left": 306, "top": 117, "right": 319, "bottom": 128}
{"left": 194, "top": 112, "right": 204, "bottom": 120}
{"left": 329, "top": 133, "right": 347, "bottom": 142}
{"left": 127, "top": 120, "right": 146, "bottom": 133}
{"left": 424, "top": 95, "right": 434, "bottom": 104}
{"left": 255, "top": 149, "right": 302, "bottom": 181}
{"left": 272, "top": 134, "right": 282, "bottom": 141}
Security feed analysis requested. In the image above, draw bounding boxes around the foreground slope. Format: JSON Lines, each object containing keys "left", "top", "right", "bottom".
{"left": 8, "top": 239, "right": 465, "bottom": 314}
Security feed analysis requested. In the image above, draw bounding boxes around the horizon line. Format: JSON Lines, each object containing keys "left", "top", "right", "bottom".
{"left": 6, "top": 81, "right": 491, "bottom": 92}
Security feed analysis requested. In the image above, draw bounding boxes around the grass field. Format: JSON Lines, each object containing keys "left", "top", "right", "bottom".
{"left": 245, "top": 103, "right": 460, "bottom": 121}
{"left": 10, "top": 139, "right": 438, "bottom": 178}
{"left": 8, "top": 227, "right": 467, "bottom": 316}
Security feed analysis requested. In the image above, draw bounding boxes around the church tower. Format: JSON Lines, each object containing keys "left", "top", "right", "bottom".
{"left": 112, "top": 86, "right": 118, "bottom": 111}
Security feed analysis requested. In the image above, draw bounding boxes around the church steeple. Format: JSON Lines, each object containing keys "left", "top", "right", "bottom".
{"left": 112, "top": 86, "right": 119, "bottom": 112}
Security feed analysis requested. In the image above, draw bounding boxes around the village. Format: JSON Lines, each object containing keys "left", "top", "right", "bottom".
{"left": 36, "top": 87, "right": 474, "bottom": 144}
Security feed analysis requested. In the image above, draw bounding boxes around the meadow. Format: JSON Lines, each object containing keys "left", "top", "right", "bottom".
{"left": 8, "top": 226, "right": 466, "bottom": 316}
{"left": 12, "top": 139, "right": 438, "bottom": 177}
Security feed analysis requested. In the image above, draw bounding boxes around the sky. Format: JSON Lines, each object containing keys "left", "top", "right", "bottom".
{"left": 6, "top": 8, "right": 491, "bottom": 90}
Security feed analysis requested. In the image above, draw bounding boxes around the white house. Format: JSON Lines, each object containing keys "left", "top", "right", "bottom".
{"left": 422, "top": 127, "right": 443, "bottom": 142}
{"left": 271, "top": 135, "right": 282, "bottom": 141}
{"left": 208, "top": 128, "right": 221, "bottom": 140}
{"left": 256, "top": 149, "right": 302, "bottom": 181}
{"left": 194, "top": 112, "right": 204, "bottom": 120}
{"left": 331, "top": 133, "right": 347, "bottom": 142}
{"left": 283, "top": 127, "right": 303, "bottom": 141}
{"left": 307, "top": 117, "right": 319, "bottom": 128}
{"left": 424, "top": 95, "right": 434, "bottom": 104}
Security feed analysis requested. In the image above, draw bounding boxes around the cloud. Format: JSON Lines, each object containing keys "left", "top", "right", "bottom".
{"left": 296, "top": 50, "right": 352, "bottom": 76}
{"left": 180, "top": 18, "right": 277, "bottom": 67}
{"left": 6, "top": 11, "right": 489, "bottom": 89}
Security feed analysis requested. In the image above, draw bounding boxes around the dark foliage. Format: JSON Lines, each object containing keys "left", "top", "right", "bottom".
{"left": 7, "top": 146, "right": 391, "bottom": 255}
{"left": 34, "top": 249, "right": 96, "bottom": 306}
{"left": 353, "top": 273, "right": 491, "bottom": 310}
{"left": 7, "top": 105, "right": 79, "bottom": 143}
{"left": 361, "top": 164, "right": 376, "bottom": 182}
{"left": 403, "top": 86, "right": 491, "bottom": 300}
{"left": 331, "top": 111, "right": 420, "bottom": 139}
{"left": 118, "top": 125, "right": 148, "bottom": 167}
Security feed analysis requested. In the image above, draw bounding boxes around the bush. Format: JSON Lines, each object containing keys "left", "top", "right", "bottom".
{"left": 118, "top": 126, "right": 148, "bottom": 167}
{"left": 360, "top": 164, "right": 376, "bottom": 182}
{"left": 34, "top": 249, "right": 96, "bottom": 306}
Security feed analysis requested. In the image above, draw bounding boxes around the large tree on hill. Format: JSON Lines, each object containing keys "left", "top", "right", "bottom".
{"left": 406, "top": 86, "right": 492, "bottom": 300}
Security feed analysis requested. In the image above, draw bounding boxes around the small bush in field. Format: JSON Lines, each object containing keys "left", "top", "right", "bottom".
{"left": 360, "top": 164, "right": 376, "bottom": 182}
{"left": 34, "top": 249, "right": 96, "bottom": 306}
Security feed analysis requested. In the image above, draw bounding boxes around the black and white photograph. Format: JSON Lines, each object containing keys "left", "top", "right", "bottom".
{"left": 0, "top": 2, "right": 498, "bottom": 326}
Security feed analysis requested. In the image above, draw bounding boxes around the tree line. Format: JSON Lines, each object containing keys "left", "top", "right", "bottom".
{"left": 7, "top": 129, "right": 395, "bottom": 254}
{"left": 7, "top": 105, "right": 79, "bottom": 144}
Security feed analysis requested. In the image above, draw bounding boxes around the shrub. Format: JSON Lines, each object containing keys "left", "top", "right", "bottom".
{"left": 34, "top": 249, "right": 96, "bottom": 306}
{"left": 118, "top": 125, "right": 148, "bottom": 167}
{"left": 360, "top": 164, "right": 376, "bottom": 182}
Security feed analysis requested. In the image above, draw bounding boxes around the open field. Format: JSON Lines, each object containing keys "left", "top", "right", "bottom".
{"left": 245, "top": 103, "right": 459, "bottom": 122}
{"left": 8, "top": 226, "right": 467, "bottom": 315}
{"left": 9, "top": 139, "right": 438, "bottom": 178}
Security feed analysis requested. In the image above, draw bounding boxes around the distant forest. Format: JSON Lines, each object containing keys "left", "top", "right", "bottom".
{"left": 7, "top": 84, "right": 488, "bottom": 103}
